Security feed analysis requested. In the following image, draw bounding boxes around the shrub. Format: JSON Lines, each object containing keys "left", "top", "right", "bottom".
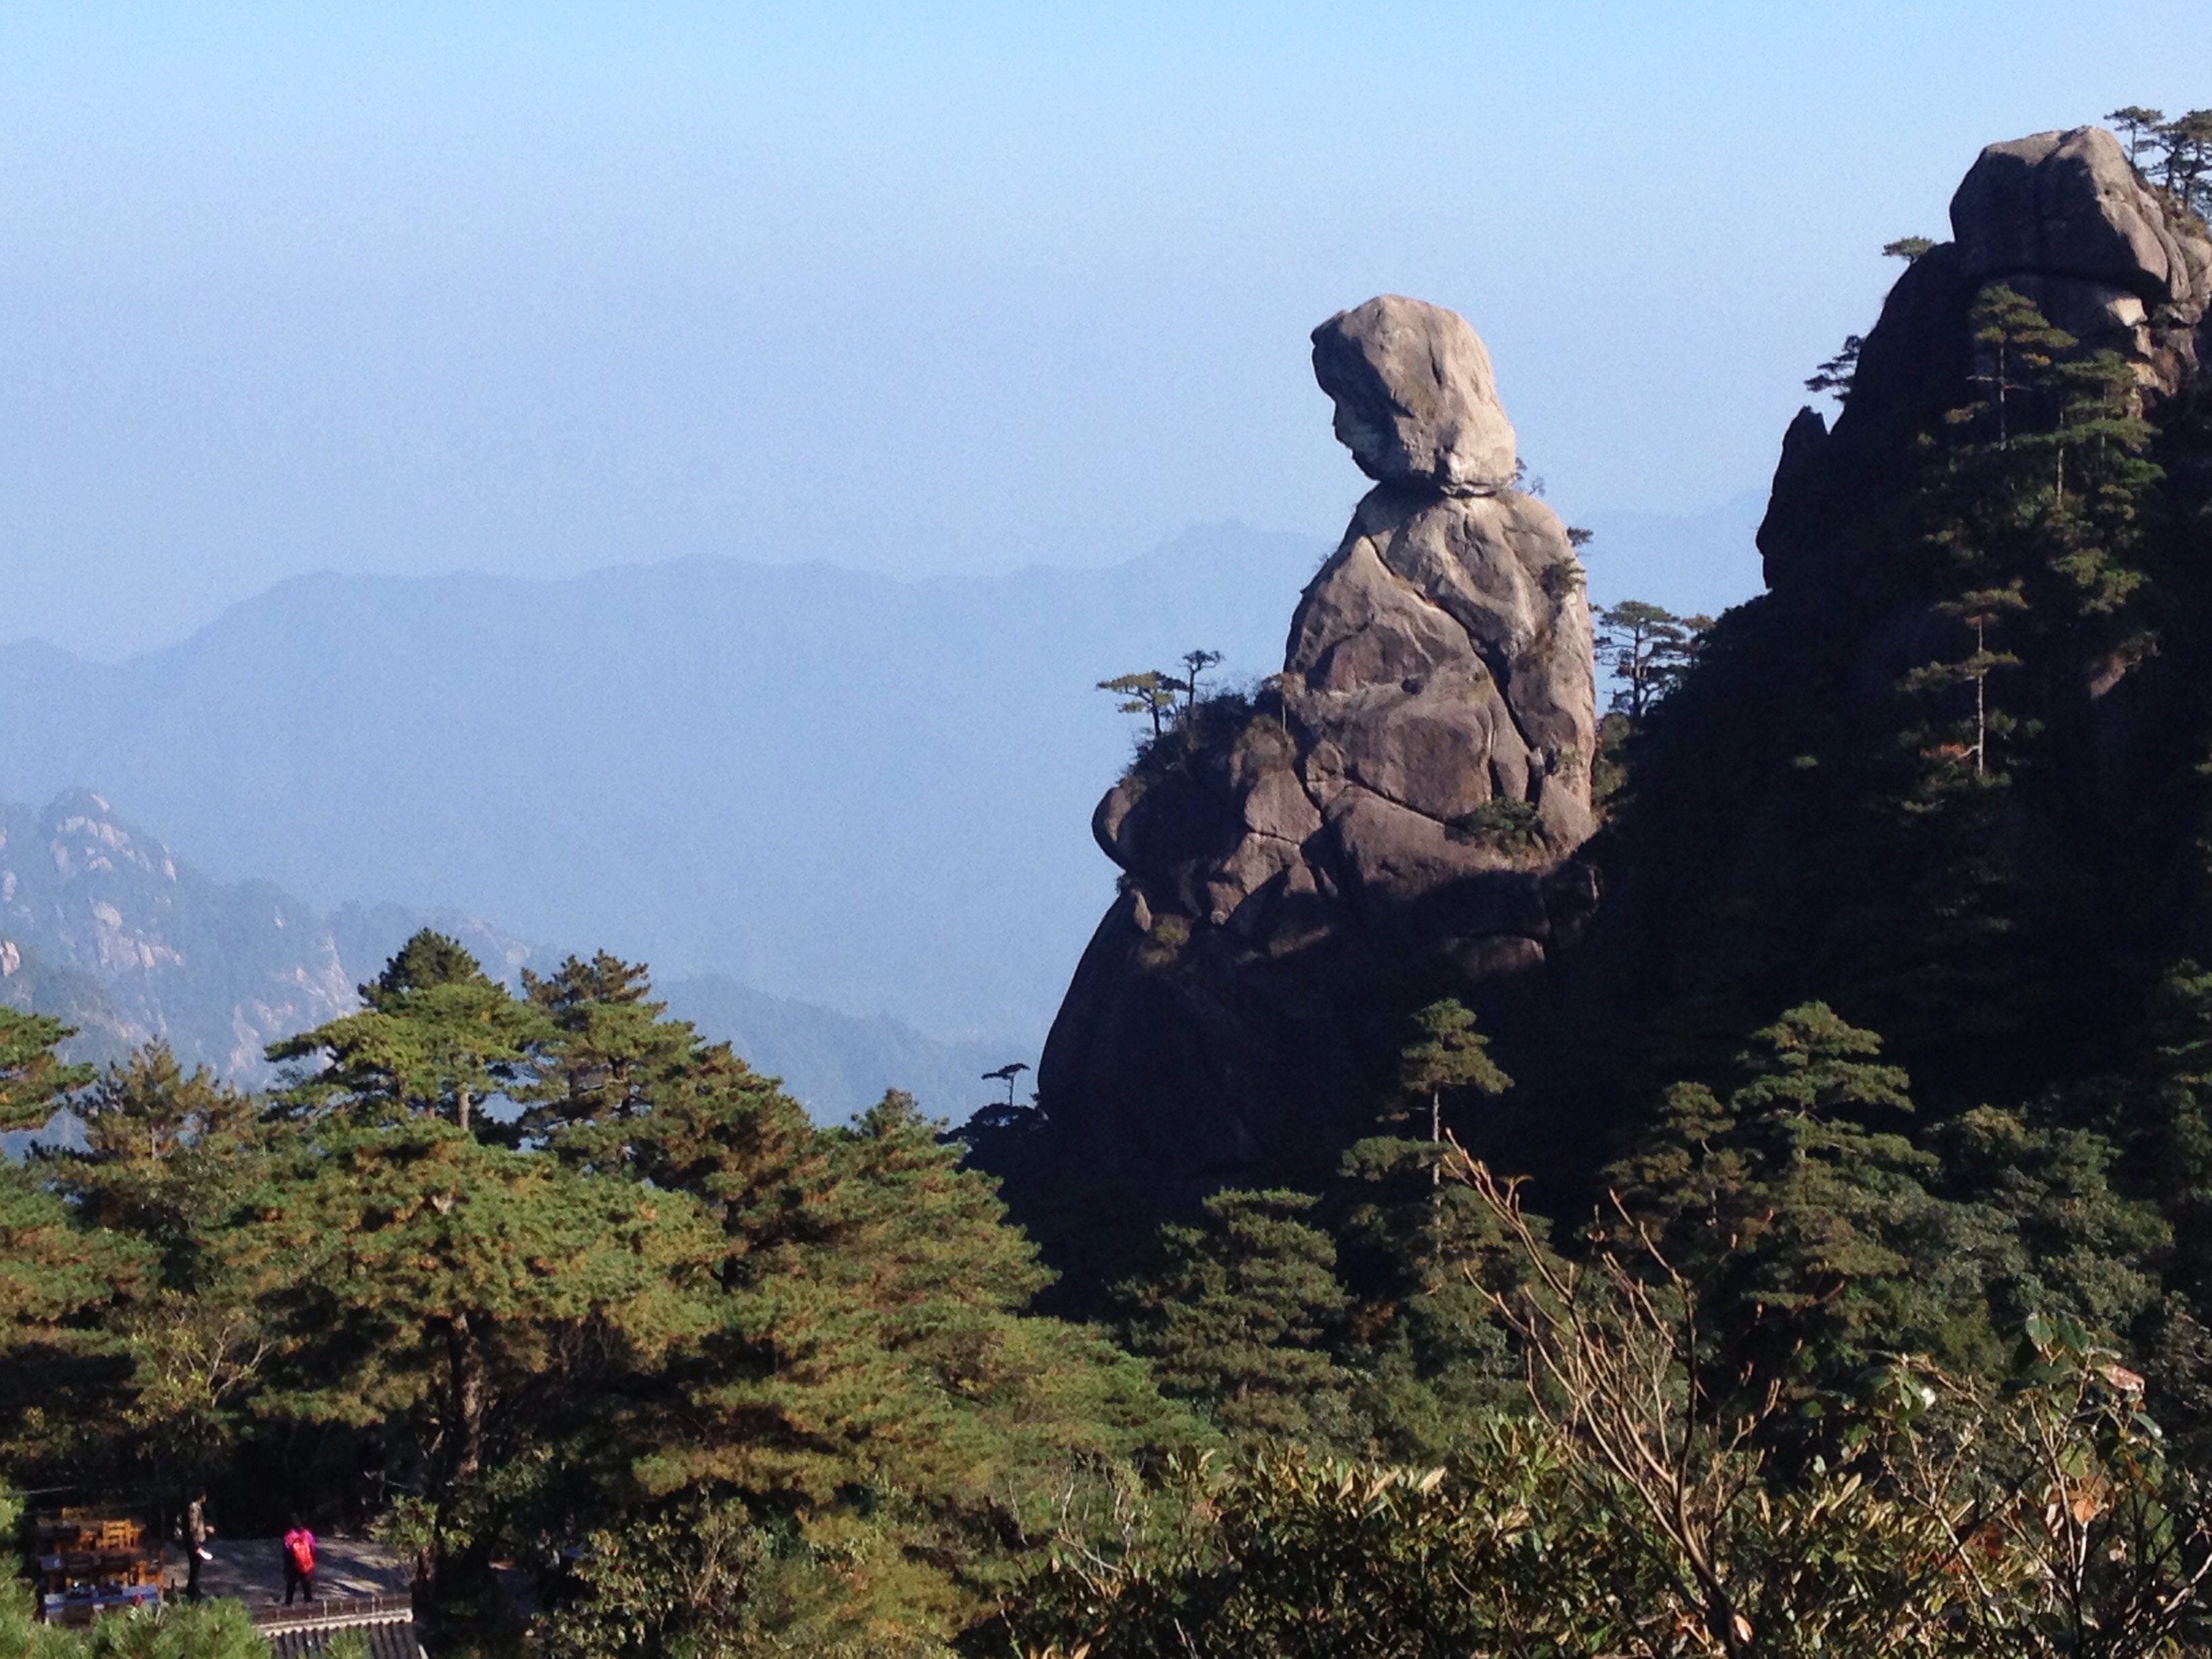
{"left": 1446, "top": 797, "right": 1549, "bottom": 857}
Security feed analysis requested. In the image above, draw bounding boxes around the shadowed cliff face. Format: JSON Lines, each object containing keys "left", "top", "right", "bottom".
{"left": 1017, "top": 132, "right": 2212, "bottom": 1254}
{"left": 1565, "top": 126, "right": 2212, "bottom": 1121}
{"left": 1035, "top": 296, "right": 1598, "bottom": 1201}
{"left": 1764, "top": 125, "right": 2211, "bottom": 596}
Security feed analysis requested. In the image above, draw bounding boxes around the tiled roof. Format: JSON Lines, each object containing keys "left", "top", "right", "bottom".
{"left": 251, "top": 1595, "right": 422, "bottom": 1659}
{"left": 264, "top": 1620, "right": 422, "bottom": 1659}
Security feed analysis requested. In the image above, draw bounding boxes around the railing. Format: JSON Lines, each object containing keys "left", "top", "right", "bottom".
{"left": 250, "top": 1593, "right": 415, "bottom": 1630}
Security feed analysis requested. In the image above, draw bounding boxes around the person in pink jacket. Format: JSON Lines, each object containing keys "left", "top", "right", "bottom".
{"left": 281, "top": 1522, "right": 316, "bottom": 1604}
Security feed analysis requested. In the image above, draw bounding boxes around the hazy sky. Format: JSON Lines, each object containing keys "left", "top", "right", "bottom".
{"left": 3, "top": 3, "right": 2207, "bottom": 659}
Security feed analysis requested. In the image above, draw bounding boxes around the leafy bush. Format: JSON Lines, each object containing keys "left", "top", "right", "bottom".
{"left": 1446, "top": 796, "right": 1549, "bottom": 857}
{"left": 538, "top": 1491, "right": 955, "bottom": 1659}
{"left": 998, "top": 1155, "right": 2212, "bottom": 1658}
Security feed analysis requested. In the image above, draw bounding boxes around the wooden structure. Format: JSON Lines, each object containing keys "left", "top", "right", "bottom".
{"left": 33, "top": 1509, "right": 162, "bottom": 1624}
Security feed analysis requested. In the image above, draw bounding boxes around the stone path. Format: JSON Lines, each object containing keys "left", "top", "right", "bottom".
{"left": 166, "top": 1534, "right": 410, "bottom": 1607}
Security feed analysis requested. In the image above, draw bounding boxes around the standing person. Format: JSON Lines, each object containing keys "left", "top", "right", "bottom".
{"left": 354, "top": 1428, "right": 388, "bottom": 1525}
{"left": 281, "top": 1521, "right": 316, "bottom": 1605}
{"left": 184, "top": 1492, "right": 213, "bottom": 1601}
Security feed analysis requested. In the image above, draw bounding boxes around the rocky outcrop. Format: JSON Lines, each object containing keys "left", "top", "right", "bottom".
{"left": 1952, "top": 127, "right": 2209, "bottom": 310}
{"left": 1763, "top": 125, "right": 2212, "bottom": 590}
{"left": 0, "top": 788, "right": 533, "bottom": 1086}
{"left": 1568, "top": 126, "right": 2212, "bottom": 1126}
{"left": 1037, "top": 296, "right": 1597, "bottom": 1196}
{"left": 1309, "top": 296, "right": 1521, "bottom": 495}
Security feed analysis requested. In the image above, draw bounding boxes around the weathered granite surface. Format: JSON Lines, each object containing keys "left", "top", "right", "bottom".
{"left": 1038, "top": 297, "right": 1597, "bottom": 1192}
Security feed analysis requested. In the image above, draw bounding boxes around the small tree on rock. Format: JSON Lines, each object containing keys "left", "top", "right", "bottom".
{"left": 1097, "top": 670, "right": 1176, "bottom": 737}
{"left": 1805, "top": 333, "right": 1862, "bottom": 404}
{"left": 1596, "top": 600, "right": 1707, "bottom": 720}
{"left": 1177, "top": 648, "right": 1225, "bottom": 714}
{"left": 2108, "top": 106, "right": 2166, "bottom": 167}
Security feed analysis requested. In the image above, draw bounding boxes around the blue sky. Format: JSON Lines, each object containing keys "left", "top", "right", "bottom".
{"left": 3, "top": 2, "right": 2207, "bottom": 657}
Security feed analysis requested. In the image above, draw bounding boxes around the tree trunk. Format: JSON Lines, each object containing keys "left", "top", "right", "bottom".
{"left": 444, "top": 1313, "right": 486, "bottom": 1494}
{"left": 1973, "top": 619, "right": 1986, "bottom": 778}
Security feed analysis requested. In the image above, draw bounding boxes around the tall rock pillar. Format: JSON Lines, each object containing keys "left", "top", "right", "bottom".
{"left": 1033, "top": 295, "right": 1598, "bottom": 1201}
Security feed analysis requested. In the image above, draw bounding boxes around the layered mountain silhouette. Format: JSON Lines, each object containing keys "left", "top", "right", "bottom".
{"left": 0, "top": 526, "right": 1336, "bottom": 1048}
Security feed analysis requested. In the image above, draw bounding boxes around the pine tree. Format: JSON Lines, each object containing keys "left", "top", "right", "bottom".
{"left": 2108, "top": 963, "right": 2212, "bottom": 1441}
{"left": 268, "top": 930, "right": 547, "bottom": 1133}
{"left": 0, "top": 1006, "right": 94, "bottom": 1133}
{"left": 1595, "top": 601, "right": 1707, "bottom": 720}
{"left": 627, "top": 1089, "right": 1186, "bottom": 1626}
{"left": 1097, "top": 671, "right": 1177, "bottom": 737}
{"left": 1332, "top": 1136, "right": 1521, "bottom": 1459}
{"left": 1118, "top": 1188, "right": 1352, "bottom": 1446}
{"left": 2155, "top": 110, "right": 2212, "bottom": 215}
{"left": 1959, "top": 283, "right": 2071, "bottom": 449}
{"left": 228, "top": 1122, "right": 723, "bottom": 1523}
{"left": 1609, "top": 1004, "right": 1950, "bottom": 1387}
{"left": 1933, "top": 286, "right": 2158, "bottom": 638}
{"left": 0, "top": 1161, "right": 147, "bottom": 1332}
{"left": 1866, "top": 283, "right": 2163, "bottom": 1051}
{"left": 0, "top": 1159, "right": 150, "bottom": 1477}
{"left": 2108, "top": 106, "right": 2167, "bottom": 169}
{"left": 1897, "top": 583, "right": 2026, "bottom": 781}
{"left": 1805, "top": 333, "right": 1862, "bottom": 403}
{"left": 75, "top": 1042, "right": 255, "bottom": 1171}
{"left": 0, "top": 1008, "right": 142, "bottom": 1473}
{"left": 2031, "top": 344, "right": 2160, "bottom": 625}
{"left": 43, "top": 1044, "right": 278, "bottom": 1489}
{"left": 1177, "top": 649, "right": 1225, "bottom": 714}
{"left": 508, "top": 951, "right": 702, "bottom": 1148}
{"left": 1396, "top": 999, "right": 1511, "bottom": 1186}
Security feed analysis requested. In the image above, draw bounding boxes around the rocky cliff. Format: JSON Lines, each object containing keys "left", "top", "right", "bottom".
{"left": 0, "top": 788, "right": 536, "bottom": 1085}
{"left": 1036, "top": 296, "right": 1598, "bottom": 1197}
{"left": 1015, "top": 127, "right": 2212, "bottom": 1241}
{"left": 1764, "top": 125, "right": 2210, "bottom": 594}
{"left": 1568, "top": 125, "right": 2212, "bottom": 1115}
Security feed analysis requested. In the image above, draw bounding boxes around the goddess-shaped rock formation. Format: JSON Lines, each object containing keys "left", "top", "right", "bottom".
{"left": 1036, "top": 295, "right": 1598, "bottom": 1195}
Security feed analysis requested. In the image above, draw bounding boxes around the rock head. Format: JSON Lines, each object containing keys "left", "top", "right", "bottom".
{"left": 1311, "top": 295, "right": 1520, "bottom": 495}
{"left": 1034, "top": 298, "right": 1595, "bottom": 1206}
{"left": 1951, "top": 126, "right": 2207, "bottom": 308}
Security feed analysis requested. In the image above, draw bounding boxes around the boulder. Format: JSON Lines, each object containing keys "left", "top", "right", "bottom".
{"left": 1765, "top": 125, "right": 2212, "bottom": 593}
{"left": 1310, "top": 295, "right": 1519, "bottom": 495}
{"left": 1951, "top": 126, "right": 2203, "bottom": 306}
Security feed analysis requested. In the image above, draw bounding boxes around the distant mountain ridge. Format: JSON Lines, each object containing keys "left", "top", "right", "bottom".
{"left": 0, "top": 788, "right": 1012, "bottom": 1128}
{"left": 0, "top": 525, "right": 1335, "bottom": 1047}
